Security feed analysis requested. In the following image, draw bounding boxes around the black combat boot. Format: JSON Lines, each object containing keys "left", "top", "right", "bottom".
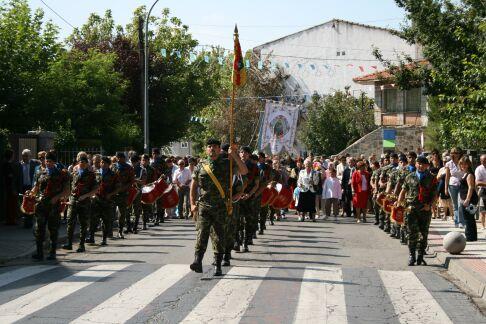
{"left": 190, "top": 252, "right": 204, "bottom": 273}
{"left": 258, "top": 229, "right": 264, "bottom": 235}
{"left": 233, "top": 243, "right": 240, "bottom": 252}
{"left": 416, "top": 250, "right": 427, "bottom": 266}
{"left": 408, "top": 247, "right": 416, "bottom": 266}
{"left": 32, "top": 241, "right": 44, "bottom": 261}
{"left": 400, "top": 229, "right": 407, "bottom": 245}
{"left": 214, "top": 254, "right": 223, "bottom": 276}
{"left": 222, "top": 252, "right": 231, "bottom": 266}
{"left": 159, "top": 211, "right": 165, "bottom": 223}
{"left": 243, "top": 243, "right": 249, "bottom": 253}
{"left": 46, "top": 242, "right": 57, "bottom": 260}
{"left": 100, "top": 233, "right": 108, "bottom": 246}
{"left": 62, "top": 240, "right": 73, "bottom": 250}
{"left": 76, "top": 238, "right": 86, "bottom": 252}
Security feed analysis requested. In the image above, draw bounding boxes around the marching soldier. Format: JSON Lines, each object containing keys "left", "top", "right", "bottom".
{"left": 130, "top": 155, "right": 145, "bottom": 233}
{"left": 31, "top": 151, "right": 70, "bottom": 260}
{"left": 141, "top": 154, "right": 156, "bottom": 230}
{"left": 396, "top": 156, "right": 438, "bottom": 266}
{"left": 90, "top": 156, "right": 119, "bottom": 246}
{"left": 385, "top": 153, "right": 401, "bottom": 237}
{"left": 370, "top": 161, "right": 381, "bottom": 225}
{"left": 189, "top": 139, "right": 248, "bottom": 276}
{"left": 112, "top": 152, "right": 135, "bottom": 239}
{"left": 63, "top": 156, "right": 99, "bottom": 252}
{"left": 150, "top": 148, "right": 166, "bottom": 225}
{"left": 257, "top": 159, "right": 280, "bottom": 232}
{"left": 375, "top": 155, "right": 390, "bottom": 229}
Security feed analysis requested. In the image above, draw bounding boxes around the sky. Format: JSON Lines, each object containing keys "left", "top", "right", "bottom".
{"left": 26, "top": 0, "right": 408, "bottom": 51}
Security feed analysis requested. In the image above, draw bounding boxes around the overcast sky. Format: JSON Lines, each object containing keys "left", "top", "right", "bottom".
{"left": 26, "top": 0, "right": 407, "bottom": 50}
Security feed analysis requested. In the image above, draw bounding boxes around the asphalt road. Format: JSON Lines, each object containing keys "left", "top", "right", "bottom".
{"left": 0, "top": 213, "right": 485, "bottom": 323}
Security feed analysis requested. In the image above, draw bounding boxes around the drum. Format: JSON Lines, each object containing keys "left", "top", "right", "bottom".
{"left": 261, "top": 187, "right": 278, "bottom": 207}
{"left": 391, "top": 206, "right": 405, "bottom": 224}
{"left": 141, "top": 178, "right": 168, "bottom": 204}
{"left": 20, "top": 194, "right": 36, "bottom": 215}
{"left": 271, "top": 184, "right": 293, "bottom": 209}
{"left": 161, "top": 184, "right": 179, "bottom": 209}
{"left": 383, "top": 196, "right": 396, "bottom": 214}
{"left": 376, "top": 192, "right": 387, "bottom": 207}
{"left": 127, "top": 186, "right": 138, "bottom": 206}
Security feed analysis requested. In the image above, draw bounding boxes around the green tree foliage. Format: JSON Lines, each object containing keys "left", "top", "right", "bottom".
{"left": 377, "top": 0, "right": 485, "bottom": 150}
{"left": 0, "top": 0, "right": 61, "bottom": 132}
{"left": 300, "top": 91, "right": 376, "bottom": 155}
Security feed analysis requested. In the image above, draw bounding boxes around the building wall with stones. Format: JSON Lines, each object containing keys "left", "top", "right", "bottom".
{"left": 338, "top": 126, "right": 425, "bottom": 158}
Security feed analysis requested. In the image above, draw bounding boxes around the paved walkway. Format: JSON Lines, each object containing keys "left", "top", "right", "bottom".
{"left": 429, "top": 217, "right": 486, "bottom": 300}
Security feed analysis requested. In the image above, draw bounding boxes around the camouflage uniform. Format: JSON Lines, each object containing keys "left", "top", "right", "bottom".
{"left": 150, "top": 157, "right": 166, "bottom": 224}
{"left": 90, "top": 168, "right": 119, "bottom": 243}
{"left": 260, "top": 166, "right": 281, "bottom": 229}
{"left": 376, "top": 166, "right": 389, "bottom": 229}
{"left": 403, "top": 170, "right": 437, "bottom": 259}
{"left": 380, "top": 164, "right": 398, "bottom": 231}
{"left": 388, "top": 166, "right": 401, "bottom": 237}
{"left": 141, "top": 164, "right": 156, "bottom": 227}
{"left": 371, "top": 169, "right": 381, "bottom": 224}
{"left": 193, "top": 155, "right": 235, "bottom": 255}
{"left": 131, "top": 164, "right": 146, "bottom": 231}
{"left": 396, "top": 166, "right": 412, "bottom": 244}
{"left": 33, "top": 167, "right": 69, "bottom": 258}
{"left": 66, "top": 168, "right": 98, "bottom": 248}
{"left": 239, "top": 160, "right": 260, "bottom": 247}
{"left": 112, "top": 162, "right": 135, "bottom": 235}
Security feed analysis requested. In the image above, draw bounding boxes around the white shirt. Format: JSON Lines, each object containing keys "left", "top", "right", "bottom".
{"left": 172, "top": 167, "right": 192, "bottom": 186}
{"left": 446, "top": 160, "right": 464, "bottom": 186}
{"left": 297, "top": 169, "right": 320, "bottom": 193}
{"left": 322, "top": 177, "right": 342, "bottom": 199}
{"left": 336, "top": 163, "right": 346, "bottom": 181}
{"left": 475, "top": 164, "right": 486, "bottom": 188}
{"left": 21, "top": 160, "right": 31, "bottom": 187}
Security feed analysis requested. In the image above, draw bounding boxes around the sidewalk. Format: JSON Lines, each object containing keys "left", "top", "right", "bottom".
{"left": 428, "top": 218, "right": 486, "bottom": 300}
{"left": 0, "top": 221, "right": 69, "bottom": 264}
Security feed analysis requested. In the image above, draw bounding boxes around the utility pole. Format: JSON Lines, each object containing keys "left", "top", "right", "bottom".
{"left": 138, "top": 16, "right": 145, "bottom": 152}
{"left": 144, "top": 0, "right": 160, "bottom": 154}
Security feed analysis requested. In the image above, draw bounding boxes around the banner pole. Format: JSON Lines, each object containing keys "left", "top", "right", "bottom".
{"left": 229, "top": 82, "right": 235, "bottom": 210}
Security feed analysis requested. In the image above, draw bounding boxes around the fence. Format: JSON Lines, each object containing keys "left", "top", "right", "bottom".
{"left": 57, "top": 147, "right": 104, "bottom": 167}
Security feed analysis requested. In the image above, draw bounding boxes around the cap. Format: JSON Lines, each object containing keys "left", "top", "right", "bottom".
{"left": 206, "top": 138, "right": 221, "bottom": 146}
{"left": 416, "top": 156, "right": 429, "bottom": 164}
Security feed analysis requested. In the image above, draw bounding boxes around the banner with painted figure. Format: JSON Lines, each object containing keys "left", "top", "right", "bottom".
{"left": 258, "top": 101, "right": 300, "bottom": 155}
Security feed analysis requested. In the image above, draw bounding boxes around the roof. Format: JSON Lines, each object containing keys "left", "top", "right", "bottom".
{"left": 253, "top": 19, "right": 398, "bottom": 50}
{"left": 353, "top": 60, "right": 429, "bottom": 85}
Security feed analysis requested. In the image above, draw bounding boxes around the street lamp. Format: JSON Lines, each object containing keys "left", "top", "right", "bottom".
{"left": 144, "top": 0, "right": 160, "bottom": 153}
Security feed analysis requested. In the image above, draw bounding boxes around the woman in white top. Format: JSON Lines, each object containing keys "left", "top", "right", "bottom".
{"left": 445, "top": 147, "right": 466, "bottom": 227}
{"left": 297, "top": 158, "right": 320, "bottom": 222}
{"left": 322, "top": 168, "right": 342, "bottom": 219}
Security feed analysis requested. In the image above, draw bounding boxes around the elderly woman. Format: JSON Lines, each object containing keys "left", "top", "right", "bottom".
{"left": 445, "top": 147, "right": 466, "bottom": 228}
{"left": 297, "top": 158, "right": 320, "bottom": 222}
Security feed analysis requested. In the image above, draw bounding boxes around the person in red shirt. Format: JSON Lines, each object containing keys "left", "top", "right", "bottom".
{"left": 352, "top": 160, "right": 371, "bottom": 223}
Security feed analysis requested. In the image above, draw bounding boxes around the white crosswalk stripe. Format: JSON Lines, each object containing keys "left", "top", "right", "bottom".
{"left": 181, "top": 265, "right": 270, "bottom": 323}
{"left": 0, "top": 264, "right": 476, "bottom": 323}
{"left": 379, "top": 270, "right": 454, "bottom": 324}
{"left": 294, "top": 266, "right": 348, "bottom": 323}
{"left": 0, "top": 263, "right": 130, "bottom": 324}
{"left": 0, "top": 265, "right": 57, "bottom": 289}
{"left": 71, "top": 264, "right": 190, "bottom": 324}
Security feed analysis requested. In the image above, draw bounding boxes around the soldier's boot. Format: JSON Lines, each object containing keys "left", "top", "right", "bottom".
{"left": 62, "top": 240, "right": 73, "bottom": 250}
{"left": 32, "top": 241, "right": 44, "bottom": 261}
{"left": 389, "top": 227, "right": 396, "bottom": 237}
{"left": 378, "top": 217, "right": 384, "bottom": 229}
{"left": 117, "top": 230, "right": 125, "bottom": 239}
{"left": 401, "top": 230, "right": 408, "bottom": 245}
{"left": 100, "top": 233, "right": 108, "bottom": 246}
{"left": 408, "top": 247, "right": 416, "bottom": 266}
{"left": 214, "top": 254, "right": 223, "bottom": 276}
{"left": 374, "top": 212, "right": 380, "bottom": 225}
{"left": 190, "top": 252, "right": 204, "bottom": 273}
{"left": 159, "top": 211, "right": 165, "bottom": 223}
{"left": 243, "top": 243, "right": 250, "bottom": 253}
{"left": 233, "top": 243, "right": 240, "bottom": 252}
{"left": 86, "top": 232, "right": 95, "bottom": 245}
{"left": 222, "top": 252, "right": 231, "bottom": 266}
{"left": 253, "top": 232, "right": 257, "bottom": 239}
{"left": 76, "top": 239, "right": 86, "bottom": 253}
{"left": 417, "top": 250, "right": 427, "bottom": 266}
{"left": 142, "top": 222, "right": 147, "bottom": 230}
{"left": 46, "top": 242, "right": 57, "bottom": 260}
{"left": 258, "top": 229, "right": 264, "bottom": 235}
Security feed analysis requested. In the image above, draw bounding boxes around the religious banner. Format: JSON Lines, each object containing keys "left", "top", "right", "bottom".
{"left": 258, "top": 101, "right": 300, "bottom": 155}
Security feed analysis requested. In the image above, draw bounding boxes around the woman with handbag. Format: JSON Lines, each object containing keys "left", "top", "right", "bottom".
{"left": 297, "top": 158, "right": 320, "bottom": 222}
{"left": 458, "top": 156, "right": 479, "bottom": 241}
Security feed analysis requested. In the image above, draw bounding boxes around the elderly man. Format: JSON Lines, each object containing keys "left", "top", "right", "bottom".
{"left": 173, "top": 159, "right": 192, "bottom": 219}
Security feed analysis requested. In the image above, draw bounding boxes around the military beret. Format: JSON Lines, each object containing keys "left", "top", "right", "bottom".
{"left": 206, "top": 138, "right": 221, "bottom": 146}
{"left": 416, "top": 156, "right": 429, "bottom": 164}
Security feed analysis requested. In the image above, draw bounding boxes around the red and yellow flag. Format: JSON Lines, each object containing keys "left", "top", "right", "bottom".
{"left": 232, "top": 25, "right": 246, "bottom": 87}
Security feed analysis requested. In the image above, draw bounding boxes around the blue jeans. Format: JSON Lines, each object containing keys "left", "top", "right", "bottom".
{"left": 448, "top": 185, "right": 464, "bottom": 225}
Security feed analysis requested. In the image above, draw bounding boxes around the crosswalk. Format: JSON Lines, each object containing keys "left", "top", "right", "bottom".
{"left": 0, "top": 263, "right": 483, "bottom": 324}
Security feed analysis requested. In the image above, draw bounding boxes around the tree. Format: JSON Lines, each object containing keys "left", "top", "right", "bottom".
{"left": 0, "top": 0, "right": 61, "bottom": 132}
{"left": 299, "top": 91, "right": 376, "bottom": 155}
{"left": 375, "top": 0, "right": 485, "bottom": 150}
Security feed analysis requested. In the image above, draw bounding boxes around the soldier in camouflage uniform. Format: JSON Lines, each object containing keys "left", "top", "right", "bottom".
{"left": 90, "top": 156, "right": 119, "bottom": 245}
{"left": 375, "top": 155, "right": 390, "bottom": 229}
{"left": 385, "top": 154, "right": 402, "bottom": 237}
{"left": 112, "top": 152, "right": 135, "bottom": 239}
{"left": 370, "top": 161, "right": 382, "bottom": 225}
{"left": 258, "top": 159, "right": 281, "bottom": 231}
{"left": 141, "top": 154, "right": 156, "bottom": 230}
{"left": 63, "top": 156, "right": 99, "bottom": 252}
{"left": 379, "top": 153, "right": 399, "bottom": 232}
{"left": 31, "top": 151, "right": 70, "bottom": 261}
{"left": 150, "top": 148, "right": 166, "bottom": 225}
{"left": 190, "top": 139, "right": 248, "bottom": 276}
{"left": 397, "top": 156, "right": 437, "bottom": 266}
{"left": 130, "top": 155, "right": 145, "bottom": 234}
{"left": 394, "top": 155, "right": 412, "bottom": 244}
{"left": 238, "top": 146, "right": 260, "bottom": 252}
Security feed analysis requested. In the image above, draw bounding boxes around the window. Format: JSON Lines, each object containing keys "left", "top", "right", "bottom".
{"left": 180, "top": 142, "right": 188, "bottom": 149}
{"left": 383, "top": 89, "right": 398, "bottom": 112}
{"left": 336, "top": 51, "right": 341, "bottom": 56}
{"left": 405, "top": 88, "right": 421, "bottom": 112}
{"left": 341, "top": 51, "right": 346, "bottom": 56}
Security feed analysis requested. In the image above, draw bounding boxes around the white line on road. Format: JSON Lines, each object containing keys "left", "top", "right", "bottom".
{"left": 294, "top": 266, "right": 348, "bottom": 324}
{"left": 379, "top": 270, "right": 453, "bottom": 324}
{"left": 181, "top": 265, "right": 270, "bottom": 323}
{"left": 70, "top": 264, "right": 191, "bottom": 324}
{"left": 0, "top": 265, "right": 57, "bottom": 289}
{"left": 0, "top": 263, "right": 131, "bottom": 324}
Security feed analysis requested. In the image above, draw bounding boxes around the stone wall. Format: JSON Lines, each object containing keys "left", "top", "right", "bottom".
{"left": 338, "top": 126, "right": 425, "bottom": 157}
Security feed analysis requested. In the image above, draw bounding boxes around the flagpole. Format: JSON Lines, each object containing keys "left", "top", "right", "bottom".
{"left": 229, "top": 82, "right": 235, "bottom": 207}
